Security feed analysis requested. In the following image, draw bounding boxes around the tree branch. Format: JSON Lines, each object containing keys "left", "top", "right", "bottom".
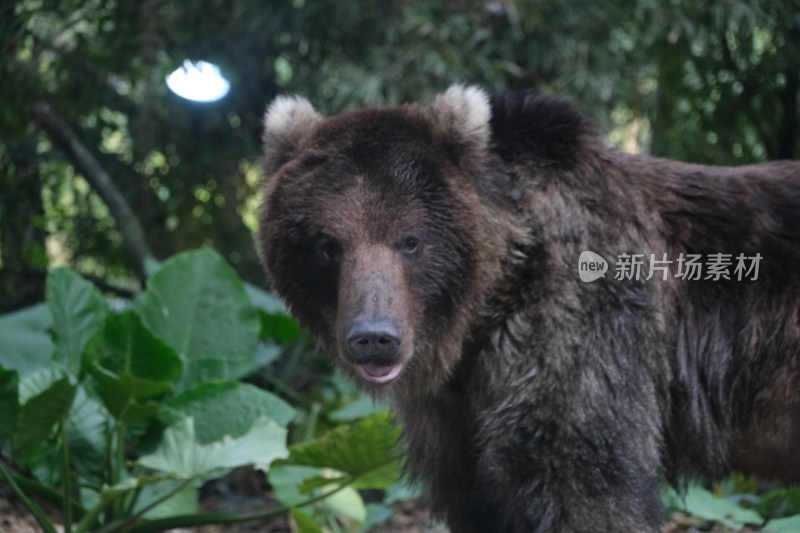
{"left": 32, "top": 102, "right": 154, "bottom": 278}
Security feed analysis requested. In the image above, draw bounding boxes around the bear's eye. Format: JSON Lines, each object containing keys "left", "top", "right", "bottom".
{"left": 316, "top": 238, "right": 341, "bottom": 263}
{"left": 401, "top": 236, "right": 420, "bottom": 255}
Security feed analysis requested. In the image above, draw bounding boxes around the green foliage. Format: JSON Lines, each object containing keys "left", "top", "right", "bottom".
{"left": 47, "top": 268, "right": 108, "bottom": 375}
{"left": 0, "top": 248, "right": 409, "bottom": 532}
{"left": 137, "top": 416, "right": 288, "bottom": 478}
{"left": 13, "top": 375, "right": 77, "bottom": 463}
{"left": 766, "top": 514, "right": 800, "bottom": 533}
{"left": 0, "top": 304, "right": 54, "bottom": 375}
{"left": 0, "top": 367, "right": 19, "bottom": 444}
{"left": 160, "top": 381, "right": 295, "bottom": 443}
{"left": 286, "top": 413, "right": 401, "bottom": 491}
{"left": 266, "top": 413, "right": 404, "bottom": 531}
{"left": 664, "top": 481, "right": 800, "bottom": 532}
{"left": 87, "top": 311, "right": 181, "bottom": 425}
{"left": 2, "top": 2, "right": 797, "bottom": 529}
{"left": 664, "top": 484, "right": 762, "bottom": 530}
{"left": 759, "top": 486, "right": 800, "bottom": 521}
{"left": 3, "top": 0, "right": 796, "bottom": 301}
{"left": 137, "top": 249, "right": 260, "bottom": 391}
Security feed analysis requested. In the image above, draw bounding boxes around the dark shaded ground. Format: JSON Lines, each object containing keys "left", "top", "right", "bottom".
{"left": 0, "top": 481, "right": 760, "bottom": 533}
{"left": 0, "top": 468, "right": 438, "bottom": 533}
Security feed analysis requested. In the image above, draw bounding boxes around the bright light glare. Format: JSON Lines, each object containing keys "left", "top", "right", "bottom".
{"left": 166, "top": 60, "right": 230, "bottom": 102}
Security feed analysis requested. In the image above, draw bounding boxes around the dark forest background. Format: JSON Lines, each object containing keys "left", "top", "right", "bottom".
{"left": 1, "top": 0, "right": 798, "bottom": 310}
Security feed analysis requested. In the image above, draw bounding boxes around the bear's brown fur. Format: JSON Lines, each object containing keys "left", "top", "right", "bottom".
{"left": 258, "top": 86, "right": 800, "bottom": 532}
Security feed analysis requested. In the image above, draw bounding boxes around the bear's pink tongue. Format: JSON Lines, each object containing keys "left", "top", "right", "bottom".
{"left": 358, "top": 363, "right": 403, "bottom": 384}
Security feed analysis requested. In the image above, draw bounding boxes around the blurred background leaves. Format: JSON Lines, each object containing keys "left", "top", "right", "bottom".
{"left": 1, "top": 0, "right": 798, "bottom": 311}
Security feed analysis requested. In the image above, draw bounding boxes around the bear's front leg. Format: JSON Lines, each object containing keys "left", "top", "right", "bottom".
{"left": 400, "top": 399, "right": 512, "bottom": 533}
{"left": 477, "top": 398, "right": 665, "bottom": 532}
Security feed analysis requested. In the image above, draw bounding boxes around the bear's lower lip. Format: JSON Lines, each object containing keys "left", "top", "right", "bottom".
{"left": 357, "top": 363, "right": 403, "bottom": 384}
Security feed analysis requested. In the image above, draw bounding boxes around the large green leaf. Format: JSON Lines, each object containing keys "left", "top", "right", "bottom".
{"left": 319, "top": 484, "right": 366, "bottom": 522}
{"left": 269, "top": 465, "right": 328, "bottom": 507}
{"left": 758, "top": 486, "right": 800, "bottom": 519}
{"left": 253, "top": 341, "right": 282, "bottom": 368}
{"left": 665, "top": 484, "right": 763, "bottom": 529}
{"left": 766, "top": 515, "right": 800, "bottom": 533}
{"left": 161, "top": 381, "right": 295, "bottom": 444}
{"left": 137, "top": 416, "right": 288, "bottom": 478}
{"left": 245, "top": 282, "right": 306, "bottom": 344}
{"left": 245, "top": 282, "right": 287, "bottom": 315}
{"left": 46, "top": 268, "right": 108, "bottom": 375}
{"left": 136, "top": 249, "right": 260, "bottom": 391}
{"left": 65, "top": 385, "right": 109, "bottom": 483}
{"left": 290, "top": 507, "right": 323, "bottom": 533}
{"left": 269, "top": 465, "right": 366, "bottom": 526}
{"left": 0, "top": 304, "right": 54, "bottom": 376}
{"left": 13, "top": 375, "right": 77, "bottom": 463}
{"left": 329, "top": 394, "right": 388, "bottom": 422}
{"left": 0, "top": 367, "right": 19, "bottom": 444}
{"left": 134, "top": 479, "right": 199, "bottom": 519}
{"left": 286, "top": 413, "right": 402, "bottom": 490}
{"left": 18, "top": 368, "right": 64, "bottom": 405}
{"left": 86, "top": 311, "right": 181, "bottom": 425}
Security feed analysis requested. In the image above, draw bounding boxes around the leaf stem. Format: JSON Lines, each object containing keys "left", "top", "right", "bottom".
{"left": 0, "top": 461, "right": 58, "bottom": 533}
{"left": 102, "top": 476, "right": 354, "bottom": 533}
{"left": 113, "top": 422, "right": 126, "bottom": 517}
{"left": 120, "top": 476, "right": 195, "bottom": 531}
{"left": 6, "top": 472, "right": 84, "bottom": 517}
{"left": 303, "top": 401, "right": 322, "bottom": 442}
{"left": 74, "top": 494, "right": 115, "bottom": 533}
{"left": 60, "top": 421, "right": 74, "bottom": 533}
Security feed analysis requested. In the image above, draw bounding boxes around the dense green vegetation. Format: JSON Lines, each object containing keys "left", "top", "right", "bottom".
{"left": 1, "top": 0, "right": 799, "bottom": 531}
{"left": 2, "top": 0, "right": 798, "bottom": 306}
{"left": 0, "top": 250, "right": 406, "bottom": 532}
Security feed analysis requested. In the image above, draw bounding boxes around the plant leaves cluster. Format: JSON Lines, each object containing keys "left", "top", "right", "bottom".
{"left": 0, "top": 248, "right": 412, "bottom": 532}
{"left": 0, "top": 249, "right": 297, "bottom": 532}
{"left": 663, "top": 481, "right": 800, "bottom": 532}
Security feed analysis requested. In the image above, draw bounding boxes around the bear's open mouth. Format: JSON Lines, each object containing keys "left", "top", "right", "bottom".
{"left": 356, "top": 363, "right": 404, "bottom": 384}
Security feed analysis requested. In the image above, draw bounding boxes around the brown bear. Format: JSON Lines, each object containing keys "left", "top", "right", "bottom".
{"left": 258, "top": 85, "right": 800, "bottom": 532}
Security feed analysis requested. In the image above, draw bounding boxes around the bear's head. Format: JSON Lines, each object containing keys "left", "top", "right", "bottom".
{"left": 259, "top": 86, "right": 501, "bottom": 396}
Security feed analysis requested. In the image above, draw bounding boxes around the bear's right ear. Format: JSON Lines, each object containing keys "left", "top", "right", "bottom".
{"left": 262, "top": 95, "right": 323, "bottom": 174}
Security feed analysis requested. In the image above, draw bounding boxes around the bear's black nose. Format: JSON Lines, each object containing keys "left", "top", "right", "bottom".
{"left": 346, "top": 318, "right": 401, "bottom": 363}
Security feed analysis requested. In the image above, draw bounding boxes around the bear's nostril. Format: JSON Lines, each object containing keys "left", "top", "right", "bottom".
{"left": 346, "top": 318, "right": 401, "bottom": 363}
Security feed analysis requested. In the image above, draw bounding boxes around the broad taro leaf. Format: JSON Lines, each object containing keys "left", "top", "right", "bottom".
{"left": 269, "top": 465, "right": 366, "bottom": 526}
{"left": 665, "top": 484, "right": 762, "bottom": 530}
{"left": 65, "top": 385, "right": 109, "bottom": 483}
{"left": 286, "top": 413, "right": 402, "bottom": 490}
{"left": 13, "top": 374, "right": 77, "bottom": 463}
{"left": 138, "top": 416, "right": 288, "bottom": 478}
{"left": 766, "top": 515, "right": 800, "bottom": 533}
{"left": 133, "top": 479, "right": 199, "bottom": 519}
{"left": 86, "top": 310, "right": 181, "bottom": 425}
{"left": 160, "top": 380, "right": 294, "bottom": 444}
{"left": 136, "top": 249, "right": 260, "bottom": 391}
{"left": 0, "top": 304, "right": 54, "bottom": 377}
{"left": 47, "top": 268, "right": 108, "bottom": 376}
{"left": 246, "top": 282, "right": 305, "bottom": 344}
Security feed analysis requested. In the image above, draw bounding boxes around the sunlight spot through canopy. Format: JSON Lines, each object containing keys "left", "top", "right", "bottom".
{"left": 166, "top": 60, "right": 230, "bottom": 102}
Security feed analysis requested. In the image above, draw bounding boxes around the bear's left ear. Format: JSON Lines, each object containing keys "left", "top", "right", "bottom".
{"left": 427, "top": 84, "right": 491, "bottom": 159}
{"left": 262, "top": 95, "right": 323, "bottom": 174}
